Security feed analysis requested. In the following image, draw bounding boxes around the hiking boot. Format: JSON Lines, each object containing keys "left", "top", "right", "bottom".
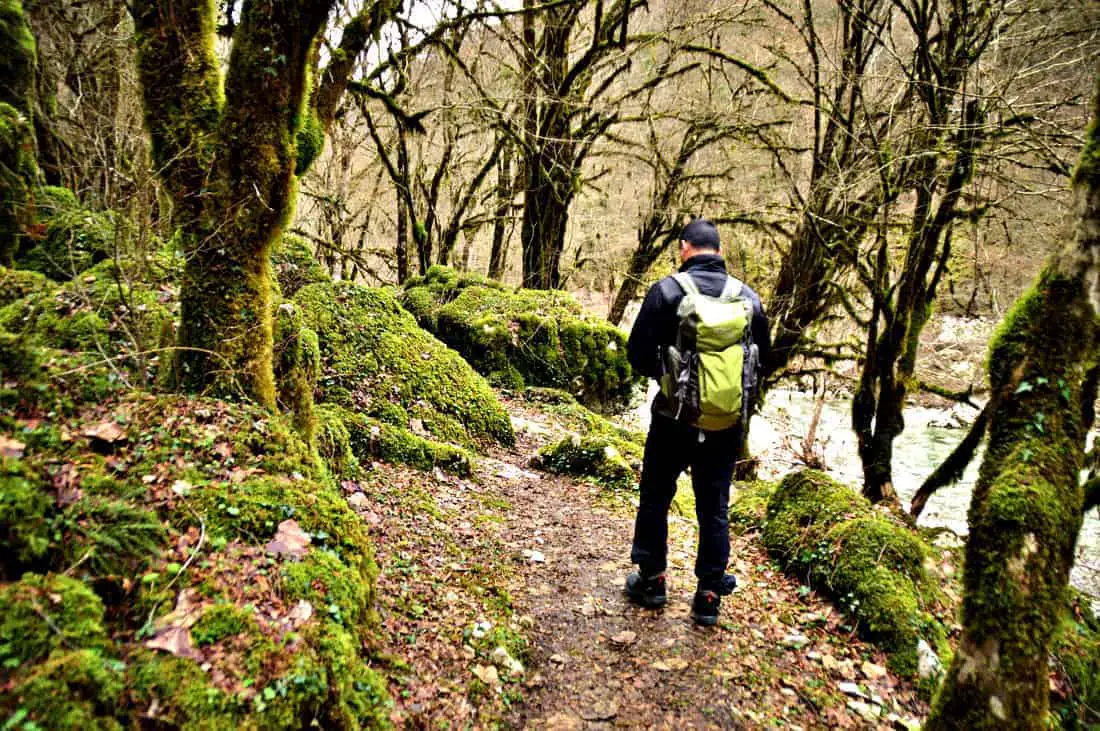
{"left": 625, "top": 571, "right": 668, "bottom": 609}
{"left": 719, "top": 573, "right": 738, "bottom": 596}
{"left": 691, "top": 589, "right": 720, "bottom": 626}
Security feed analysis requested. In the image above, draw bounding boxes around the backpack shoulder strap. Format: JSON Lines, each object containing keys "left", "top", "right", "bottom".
{"left": 672, "top": 272, "right": 701, "bottom": 298}
{"left": 720, "top": 276, "right": 744, "bottom": 302}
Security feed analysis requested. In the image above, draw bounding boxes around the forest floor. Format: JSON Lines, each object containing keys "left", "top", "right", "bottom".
{"left": 361, "top": 396, "right": 929, "bottom": 729}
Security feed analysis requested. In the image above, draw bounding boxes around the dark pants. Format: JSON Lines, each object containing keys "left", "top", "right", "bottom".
{"left": 630, "top": 412, "right": 740, "bottom": 592}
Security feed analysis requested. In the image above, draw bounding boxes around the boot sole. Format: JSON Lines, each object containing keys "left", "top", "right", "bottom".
{"left": 626, "top": 592, "right": 668, "bottom": 609}
{"left": 691, "top": 612, "right": 718, "bottom": 626}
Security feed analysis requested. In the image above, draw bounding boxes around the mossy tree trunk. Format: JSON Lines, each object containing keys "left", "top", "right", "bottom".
{"left": 487, "top": 134, "right": 513, "bottom": 281}
{"left": 0, "top": 0, "right": 37, "bottom": 266}
{"left": 133, "top": 0, "right": 397, "bottom": 405}
{"left": 925, "top": 73, "right": 1100, "bottom": 730}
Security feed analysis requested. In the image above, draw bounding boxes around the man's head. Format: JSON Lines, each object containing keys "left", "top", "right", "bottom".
{"left": 680, "top": 218, "right": 720, "bottom": 263}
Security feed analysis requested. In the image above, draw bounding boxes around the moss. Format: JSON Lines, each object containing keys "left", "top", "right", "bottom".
{"left": 271, "top": 233, "right": 330, "bottom": 298}
{"left": 315, "top": 403, "right": 360, "bottom": 480}
{"left": 534, "top": 434, "right": 637, "bottom": 491}
{"left": 192, "top": 603, "right": 256, "bottom": 646}
{"left": 2, "top": 649, "right": 125, "bottom": 730}
{"left": 127, "top": 651, "right": 240, "bottom": 727}
{"left": 187, "top": 476, "right": 373, "bottom": 577}
{"left": 0, "top": 456, "right": 52, "bottom": 577}
{"left": 294, "top": 111, "right": 325, "bottom": 176}
{"left": 523, "top": 387, "right": 645, "bottom": 457}
{"left": 56, "top": 495, "right": 166, "bottom": 577}
{"left": 0, "top": 265, "right": 51, "bottom": 307}
{"left": 273, "top": 301, "right": 320, "bottom": 443}
{"left": 294, "top": 280, "right": 513, "bottom": 448}
{"left": 761, "top": 469, "right": 946, "bottom": 676}
{"left": 338, "top": 407, "right": 474, "bottom": 476}
{"left": 728, "top": 480, "right": 776, "bottom": 534}
{"left": 0, "top": 102, "right": 36, "bottom": 267}
{"left": 1051, "top": 594, "right": 1100, "bottom": 728}
{"left": 404, "top": 267, "right": 638, "bottom": 410}
{"left": 0, "top": 258, "right": 172, "bottom": 360}
{"left": 281, "top": 549, "right": 369, "bottom": 629}
{"left": 0, "top": 573, "right": 108, "bottom": 667}
{"left": 17, "top": 189, "right": 116, "bottom": 281}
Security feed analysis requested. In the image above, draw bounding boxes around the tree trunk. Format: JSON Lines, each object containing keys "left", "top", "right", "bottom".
{"left": 134, "top": 0, "right": 330, "bottom": 408}
{"left": 609, "top": 245, "right": 661, "bottom": 326}
{"left": 488, "top": 137, "right": 513, "bottom": 280}
{"left": 925, "top": 75, "right": 1100, "bottom": 730}
{"left": 0, "top": 0, "right": 37, "bottom": 266}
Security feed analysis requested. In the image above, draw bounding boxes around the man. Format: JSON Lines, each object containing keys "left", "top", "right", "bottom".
{"left": 624, "top": 217, "right": 770, "bottom": 626}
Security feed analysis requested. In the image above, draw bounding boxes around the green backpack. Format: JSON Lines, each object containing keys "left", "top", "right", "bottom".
{"left": 659, "top": 273, "right": 759, "bottom": 431}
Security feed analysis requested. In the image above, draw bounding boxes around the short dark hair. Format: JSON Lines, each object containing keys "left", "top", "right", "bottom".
{"left": 681, "top": 218, "right": 720, "bottom": 250}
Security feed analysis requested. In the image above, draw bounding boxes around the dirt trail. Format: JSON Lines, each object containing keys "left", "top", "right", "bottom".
{"left": 364, "top": 401, "right": 928, "bottom": 729}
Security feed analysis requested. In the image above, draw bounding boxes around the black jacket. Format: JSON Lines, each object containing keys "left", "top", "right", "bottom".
{"left": 626, "top": 254, "right": 771, "bottom": 392}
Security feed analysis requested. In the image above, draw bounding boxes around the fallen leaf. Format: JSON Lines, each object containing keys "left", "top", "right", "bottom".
{"left": 0, "top": 436, "right": 25, "bottom": 458}
{"left": 145, "top": 625, "right": 201, "bottom": 660}
{"left": 84, "top": 421, "right": 126, "bottom": 444}
{"left": 471, "top": 664, "right": 500, "bottom": 685}
{"left": 610, "top": 630, "right": 637, "bottom": 647}
{"left": 580, "top": 698, "right": 619, "bottom": 721}
{"left": 265, "top": 519, "right": 311, "bottom": 558}
{"left": 287, "top": 599, "right": 314, "bottom": 624}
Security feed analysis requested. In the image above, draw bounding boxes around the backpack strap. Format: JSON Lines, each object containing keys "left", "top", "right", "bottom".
{"left": 720, "top": 276, "right": 744, "bottom": 302}
{"left": 672, "top": 272, "right": 701, "bottom": 297}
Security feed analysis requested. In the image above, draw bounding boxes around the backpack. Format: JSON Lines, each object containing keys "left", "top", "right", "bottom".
{"left": 659, "top": 272, "right": 760, "bottom": 431}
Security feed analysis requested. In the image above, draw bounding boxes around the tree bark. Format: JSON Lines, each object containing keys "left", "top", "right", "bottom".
{"left": 134, "top": 0, "right": 331, "bottom": 407}
{"left": 925, "top": 72, "right": 1100, "bottom": 730}
{"left": 488, "top": 136, "right": 513, "bottom": 280}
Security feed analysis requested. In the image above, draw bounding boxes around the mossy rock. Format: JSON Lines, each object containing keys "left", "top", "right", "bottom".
{"left": 761, "top": 469, "right": 946, "bottom": 676}
{"left": 316, "top": 403, "right": 361, "bottom": 480}
{"left": 281, "top": 549, "right": 370, "bottom": 628}
{"left": 1, "top": 649, "right": 125, "bottom": 730}
{"left": 191, "top": 603, "right": 257, "bottom": 647}
{"left": 271, "top": 233, "right": 330, "bottom": 298}
{"left": 0, "top": 258, "right": 172, "bottom": 362}
{"left": 0, "top": 456, "right": 52, "bottom": 578}
{"left": 17, "top": 186, "right": 115, "bottom": 281}
{"left": 338, "top": 407, "right": 474, "bottom": 476}
{"left": 0, "top": 265, "right": 52, "bottom": 307}
{"left": 273, "top": 301, "right": 320, "bottom": 443}
{"left": 294, "top": 280, "right": 513, "bottom": 449}
{"left": 0, "top": 573, "right": 108, "bottom": 667}
{"left": 534, "top": 434, "right": 638, "bottom": 491}
{"left": 728, "top": 480, "right": 776, "bottom": 534}
{"left": 522, "top": 387, "right": 644, "bottom": 457}
{"left": 402, "top": 265, "right": 639, "bottom": 410}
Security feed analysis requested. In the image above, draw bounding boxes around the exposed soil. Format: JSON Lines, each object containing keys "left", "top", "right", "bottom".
{"left": 364, "top": 398, "right": 929, "bottom": 729}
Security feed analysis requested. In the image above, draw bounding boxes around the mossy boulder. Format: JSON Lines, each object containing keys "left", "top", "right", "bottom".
{"left": 728, "top": 480, "right": 775, "bottom": 534}
{"left": 17, "top": 186, "right": 116, "bottom": 281}
{"left": 0, "top": 258, "right": 172, "bottom": 365}
{"left": 402, "top": 265, "right": 639, "bottom": 410}
{"left": 0, "top": 456, "right": 52, "bottom": 578}
{"left": 0, "top": 573, "right": 108, "bottom": 667}
{"left": 534, "top": 434, "right": 638, "bottom": 491}
{"left": 339, "top": 406, "right": 474, "bottom": 477}
{"left": 761, "top": 469, "right": 947, "bottom": 675}
{"left": 2, "top": 649, "right": 125, "bottom": 730}
{"left": 294, "top": 279, "right": 513, "bottom": 449}
{"left": 521, "top": 387, "right": 645, "bottom": 454}
{"left": 0, "top": 265, "right": 52, "bottom": 307}
{"left": 271, "top": 233, "right": 330, "bottom": 298}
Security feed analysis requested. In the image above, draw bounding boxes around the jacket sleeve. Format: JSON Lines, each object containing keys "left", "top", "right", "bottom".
{"left": 750, "top": 291, "right": 772, "bottom": 371}
{"left": 626, "top": 282, "right": 668, "bottom": 380}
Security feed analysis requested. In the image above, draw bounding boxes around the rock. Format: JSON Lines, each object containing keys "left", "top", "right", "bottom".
{"left": 847, "top": 700, "right": 881, "bottom": 722}
{"left": 491, "top": 646, "right": 525, "bottom": 676}
{"left": 780, "top": 633, "right": 810, "bottom": 650}
{"left": 347, "top": 492, "right": 369, "bottom": 510}
{"left": 806, "top": 651, "right": 822, "bottom": 662}
{"left": 471, "top": 664, "right": 500, "bottom": 686}
{"left": 549, "top": 653, "right": 568, "bottom": 665}
{"left": 579, "top": 697, "right": 619, "bottom": 721}
{"left": 838, "top": 681, "right": 868, "bottom": 699}
{"left": 780, "top": 688, "right": 797, "bottom": 698}
{"left": 544, "top": 712, "right": 583, "bottom": 731}
{"left": 918, "top": 639, "right": 944, "bottom": 679}
{"left": 821, "top": 654, "right": 839, "bottom": 671}
{"left": 471, "top": 621, "right": 492, "bottom": 640}
{"left": 861, "top": 660, "right": 888, "bottom": 680}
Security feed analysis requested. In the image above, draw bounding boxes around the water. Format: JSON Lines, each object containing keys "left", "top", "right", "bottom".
{"left": 633, "top": 384, "right": 1100, "bottom": 597}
